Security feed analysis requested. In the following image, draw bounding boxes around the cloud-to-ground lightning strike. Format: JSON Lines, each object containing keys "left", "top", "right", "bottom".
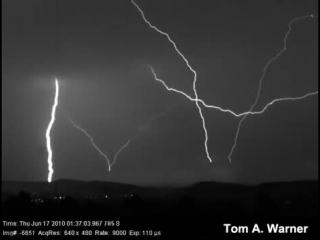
{"left": 132, "top": 0, "right": 318, "bottom": 163}
{"left": 131, "top": 0, "right": 212, "bottom": 163}
{"left": 68, "top": 117, "right": 111, "bottom": 170}
{"left": 66, "top": 103, "right": 181, "bottom": 170}
{"left": 46, "top": 79, "right": 59, "bottom": 183}
{"left": 67, "top": 117, "right": 130, "bottom": 171}
{"left": 59, "top": 94, "right": 179, "bottom": 173}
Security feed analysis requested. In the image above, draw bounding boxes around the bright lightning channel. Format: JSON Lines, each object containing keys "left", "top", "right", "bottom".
{"left": 131, "top": 0, "right": 212, "bottom": 162}
{"left": 46, "top": 79, "right": 59, "bottom": 183}
{"left": 68, "top": 117, "right": 130, "bottom": 171}
{"left": 148, "top": 66, "right": 318, "bottom": 118}
{"left": 132, "top": 0, "right": 318, "bottom": 163}
{"left": 149, "top": 62, "right": 318, "bottom": 163}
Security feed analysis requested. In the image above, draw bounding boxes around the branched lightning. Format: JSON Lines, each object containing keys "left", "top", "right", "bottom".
{"left": 110, "top": 140, "right": 131, "bottom": 169}
{"left": 43, "top": 8, "right": 316, "bottom": 180}
{"left": 46, "top": 79, "right": 59, "bottom": 183}
{"left": 67, "top": 117, "right": 130, "bottom": 171}
{"left": 60, "top": 100, "right": 179, "bottom": 172}
{"left": 132, "top": 0, "right": 212, "bottom": 162}
{"left": 132, "top": 0, "right": 318, "bottom": 163}
{"left": 148, "top": 66, "right": 318, "bottom": 118}
{"left": 228, "top": 14, "right": 316, "bottom": 162}
{"left": 246, "top": 92, "right": 319, "bottom": 115}
{"left": 68, "top": 117, "right": 112, "bottom": 170}
{"left": 66, "top": 103, "right": 180, "bottom": 170}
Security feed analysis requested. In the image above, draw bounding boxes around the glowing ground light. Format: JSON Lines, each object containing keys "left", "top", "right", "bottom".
{"left": 46, "top": 79, "right": 59, "bottom": 183}
{"left": 132, "top": 0, "right": 318, "bottom": 163}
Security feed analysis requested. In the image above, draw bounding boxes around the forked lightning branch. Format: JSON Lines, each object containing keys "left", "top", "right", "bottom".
{"left": 44, "top": 1, "right": 318, "bottom": 183}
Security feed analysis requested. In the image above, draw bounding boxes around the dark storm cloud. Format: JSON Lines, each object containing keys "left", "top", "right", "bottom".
{"left": 2, "top": 0, "right": 318, "bottom": 185}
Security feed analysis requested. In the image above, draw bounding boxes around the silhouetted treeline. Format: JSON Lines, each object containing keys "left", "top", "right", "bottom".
{"left": 2, "top": 181, "right": 318, "bottom": 221}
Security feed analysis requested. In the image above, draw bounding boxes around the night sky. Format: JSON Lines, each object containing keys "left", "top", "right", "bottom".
{"left": 2, "top": 0, "right": 318, "bottom": 185}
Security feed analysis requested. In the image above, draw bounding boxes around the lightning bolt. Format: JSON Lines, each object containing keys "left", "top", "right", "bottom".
{"left": 149, "top": 66, "right": 318, "bottom": 118}
{"left": 132, "top": 0, "right": 317, "bottom": 163}
{"left": 66, "top": 102, "right": 180, "bottom": 170}
{"left": 59, "top": 95, "right": 179, "bottom": 173}
{"left": 67, "top": 117, "right": 112, "bottom": 171}
{"left": 67, "top": 117, "right": 130, "bottom": 171}
{"left": 247, "top": 92, "right": 319, "bottom": 116}
{"left": 46, "top": 78, "right": 59, "bottom": 183}
{"left": 131, "top": 0, "right": 212, "bottom": 162}
{"left": 228, "top": 14, "right": 316, "bottom": 162}
{"left": 110, "top": 140, "right": 131, "bottom": 170}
